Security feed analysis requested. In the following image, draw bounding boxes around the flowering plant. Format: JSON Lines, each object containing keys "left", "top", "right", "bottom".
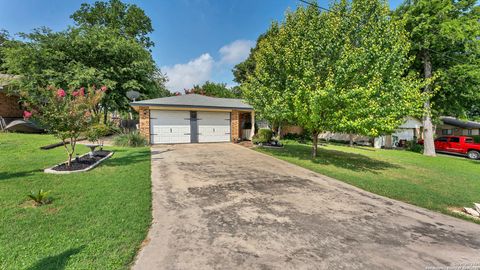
{"left": 23, "top": 86, "right": 105, "bottom": 167}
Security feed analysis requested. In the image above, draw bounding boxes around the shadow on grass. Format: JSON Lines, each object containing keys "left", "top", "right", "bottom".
{"left": 27, "top": 246, "right": 84, "bottom": 270}
{"left": 0, "top": 169, "right": 42, "bottom": 181}
{"left": 101, "top": 149, "right": 151, "bottom": 167}
{"left": 263, "top": 143, "right": 402, "bottom": 173}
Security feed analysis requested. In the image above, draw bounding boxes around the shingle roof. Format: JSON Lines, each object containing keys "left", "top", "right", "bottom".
{"left": 130, "top": 94, "right": 253, "bottom": 110}
{"left": 441, "top": 116, "right": 480, "bottom": 129}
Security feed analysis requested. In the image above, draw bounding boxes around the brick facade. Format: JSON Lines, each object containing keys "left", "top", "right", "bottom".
{"left": 231, "top": 110, "right": 240, "bottom": 141}
{"left": 0, "top": 92, "right": 23, "bottom": 118}
{"left": 139, "top": 106, "right": 150, "bottom": 144}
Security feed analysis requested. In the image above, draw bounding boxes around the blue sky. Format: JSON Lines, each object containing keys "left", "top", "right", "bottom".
{"left": 0, "top": 0, "right": 404, "bottom": 91}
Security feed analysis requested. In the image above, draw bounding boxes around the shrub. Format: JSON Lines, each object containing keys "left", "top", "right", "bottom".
{"left": 406, "top": 140, "right": 424, "bottom": 153}
{"left": 86, "top": 123, "right": 110, "bottom": 143}
{"left": 252, "top": 128, "right": 273, "bottom": 144}
{"left": 113, "top": 131, "right": 147, "bottom": 147}
{"left": 472, "top": 135, "right": 480, "bottom": 143}
{"left": 28, "top": 189, "right": 52, "bottom": 206}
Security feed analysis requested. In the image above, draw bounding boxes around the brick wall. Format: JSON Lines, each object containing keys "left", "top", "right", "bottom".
{"left": 231, "top": 110, "right": 240, "bottom": 142}
{"left": 0, "top": 92, "right": 23, "bottom": 118}
{"left": 139, "top": 106, "right": 150, "bottom": 144}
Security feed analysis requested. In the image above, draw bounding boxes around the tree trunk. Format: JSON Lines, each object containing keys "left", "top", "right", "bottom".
{"left": 349, "top": 134, "right": 354, "bottom": 147}
{"left": 312, "top": 131, "right": 319, "bottom": 158}
{"left": 277, "top": 122, "right": 282, "bottom": 139}
{"left": 421, "top": 50, "right": 436, "bottom": 157}
{"left": 103, "top": 109, "right": 108, "bottom": 124}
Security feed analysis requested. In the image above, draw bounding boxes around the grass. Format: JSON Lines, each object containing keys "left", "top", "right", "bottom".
{"left": 0, "top": 133, "right": 152, "bottom": 269}
{"left": 256, "top": 140, "right": 480, "bottom": 223}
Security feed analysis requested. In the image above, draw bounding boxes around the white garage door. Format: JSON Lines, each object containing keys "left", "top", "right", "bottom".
{"left": 150, "top": 110, "right": 191, "bottom": 144}
{"left": 198, "top": 112, "right": 231, "bottom": 143}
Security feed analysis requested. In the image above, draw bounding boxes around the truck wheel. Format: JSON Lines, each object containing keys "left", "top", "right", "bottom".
{"left": 467, "top": 150, "right": 480, "bottom": 160}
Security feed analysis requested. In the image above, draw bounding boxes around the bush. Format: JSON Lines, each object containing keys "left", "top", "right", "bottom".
{"left": 472, "top": 135, "right": 480, "bottom": 143}
{"left": 28, "top": 189, "right": 52, "bottom": 206}
{"left": 405, "top": 140, "right": 423, "bottom": 153}
{"left": 283, "top": 133, "right": 311, "bottom": 144}
{"left": 86, "top": 123, "right": 110, "bottom": 143}
{"left": 113, "top": 131, "right": 147, "bottom": 147}
{"left": 253, "top": 128, "right": 273, "bottom": 144}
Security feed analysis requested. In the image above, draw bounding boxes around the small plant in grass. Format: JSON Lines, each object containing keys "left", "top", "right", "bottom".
{"left": 86, "top": 123, "right": 110, "bottom": 144}
{"left": 406, "top": 140, "right": 424, "bottom": 153}
{"left": 28, "top": 189, "right": 52, "bottom": 206}
{"left": 113, "top": 131, "right": 147, "bottom": 147}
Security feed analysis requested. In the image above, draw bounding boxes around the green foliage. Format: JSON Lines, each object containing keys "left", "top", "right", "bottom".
{"left": 243, "top": 0, "right": 422, "bottom": 156}
{"left": 113, "top": 131, "right": 147, "bottom": 147}
{"left": 252, "top": 128, "right": 273, "bottom": 144}
{"left": 185, "top": 81, "right": 240, "bottom": 98}
{"left": 23, "top": 86, "right": 104, "bottom": 166}
{"left": 2, "top": 26, "right": 168, "bottom": 114}
{"left": 86, "top": 123, "right": 111, "bottom": 143}
{"left": 472, "top": 135, "right": 480, "bottom": 144}
{"left": 405, "top": 140, "right": 424, "bottom": 153}
{"left": 71, "top": 0, "right": 154, "bottom": 48}
{"left": 28, "top": 189, "right": 52, "bottom": 206}
{"left": 395, "top": 0, "right": 480, "bottom": 119}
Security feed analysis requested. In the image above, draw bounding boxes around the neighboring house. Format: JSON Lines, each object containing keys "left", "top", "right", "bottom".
{"left": 374, "top": 117, "right": 423, "bottom": 148}
{"left": 317, "top": 117, "right": 423, "bottom": 148}
{"left": 130, "top": 94, "right": 254, "bottom": 144}
{"left": 437, "top": 116, "right": 480, "bottom": 137}
{"left": 0, "top": 74, "right": 23, "bottom": 124}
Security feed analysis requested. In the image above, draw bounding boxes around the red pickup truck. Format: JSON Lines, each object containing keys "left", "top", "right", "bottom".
{"left": 434, "top": 136, "right": 480, "bottom": 159}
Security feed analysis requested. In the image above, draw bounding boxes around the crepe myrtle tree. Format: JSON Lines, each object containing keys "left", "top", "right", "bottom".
{"left": 23, "top": 85, "right": 105, "bottom": 167}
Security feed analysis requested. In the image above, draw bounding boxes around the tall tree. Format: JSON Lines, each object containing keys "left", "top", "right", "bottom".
{"left": 185, "top": 81, "right": 240, "bottom": 98}
{"left": 395, "top": 0, "right": 480, "bottom": 156}
{"left": 71, "top": 0, "right": 154, "bottom": 48}
{"left": 2, "top": 27, "right": 168, "bottom": 118}
{"left": 243, "top": 0, "right": 420, "bottom": 158}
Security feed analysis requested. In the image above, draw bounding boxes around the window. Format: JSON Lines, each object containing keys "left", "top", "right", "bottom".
{"left": 436, "top": 137, "right": 448, "bottom": 142}
{"left": 442, "top": 129, "right": 453, "bottom": 135}
{"left": 449, "top": 137, "right": 460, "bottom": 143}
{"left": 466, "top": 138, "right": 474, "bottom": 144}
{"left": 467, "top": 129, "right": 473, "bottom": 135}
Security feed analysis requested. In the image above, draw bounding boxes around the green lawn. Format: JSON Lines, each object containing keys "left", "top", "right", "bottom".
{"left": 0, "top": 133, "right": 151, "bottom": 269}
{"left": 256, "top": 140, "right": 480, "bottom": 223}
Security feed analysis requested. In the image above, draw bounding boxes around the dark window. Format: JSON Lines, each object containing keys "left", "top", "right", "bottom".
{"left": 449, "top": 137, "right": 460, "bottom": 143}
{"left": 466, "top": 138, "right": 474, "bottom": 144}
{"left": 436, "top": 137, "right": 448, "bottom": 142}
{"left": 467, "top": 129, "right": 473, "bottom": 135}
{"left": 441, "top": 129, "right": 453, "bottom": 135}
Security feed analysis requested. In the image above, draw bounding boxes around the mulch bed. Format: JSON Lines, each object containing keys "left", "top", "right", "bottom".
{"left": 52, "top": 150, "right": 112, "bottom": 171}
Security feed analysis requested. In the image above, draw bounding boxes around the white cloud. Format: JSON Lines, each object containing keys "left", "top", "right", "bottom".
{"left": 219, "top": 40, "right": 255, "bottom": 65}
{"left": 162, "top": 53, "right": 214, "bottom": 91}
{"left": 161, "top": 39, "right": 255, "bottom": 92}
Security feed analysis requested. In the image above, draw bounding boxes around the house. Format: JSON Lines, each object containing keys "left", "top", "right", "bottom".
{"left": 0, "top": 74, "right": 23, "bottom": 124}
{"left": 437, "top": 116, "right": 480, "bottom": 137}
{"left": 374, "top": 117, "right": 423, "bottom": 148}
{"left": 316, "top": 117, "right": 423, "bottom": 148}
{"left": 130, "top": 94, "right": 254, "bottom": 144}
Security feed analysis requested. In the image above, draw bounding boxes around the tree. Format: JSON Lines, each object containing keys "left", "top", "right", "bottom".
{"left": 241, "top": 23, "right": 295, "bottom": 141}
{"left": 243, "top": 0, "right": 421, "bottom": 158}
{"left": 232, "top": 32, "right": 272, "bottom": 84}
{"left": 185, "top": 81, "right": 240, "bottom": 98}
{"left": 71, "top": 0, "right": 154, "bottom": 48}
{"left": 0, "top": 29, "right": 10, "bottom": 73}
{"left": 328, "top": 0, "right": 422, "bottom": 147}
{"left": 2, "top": 26, "right": 168, "bottom": 119}
{"left": 23, "top": 86, "right": 104, "bottom": 167}
{"left": 395, "top": 0, "right": 480, "bottom": 156}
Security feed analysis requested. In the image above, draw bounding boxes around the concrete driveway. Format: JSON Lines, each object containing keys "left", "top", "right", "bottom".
{"left": 133, "top": 143, "right": 480, "bottom": 270}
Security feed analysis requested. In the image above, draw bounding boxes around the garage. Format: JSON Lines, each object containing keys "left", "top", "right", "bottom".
{"left": 131, "top": 94, "right": 254, "bottom": 144}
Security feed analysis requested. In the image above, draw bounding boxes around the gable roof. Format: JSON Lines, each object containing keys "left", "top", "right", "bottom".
{"left": 441, "top": 116, "right": 480, "bottom": 129}
{"left": 130, "top": 94, "right": 253, "bottom": 111}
